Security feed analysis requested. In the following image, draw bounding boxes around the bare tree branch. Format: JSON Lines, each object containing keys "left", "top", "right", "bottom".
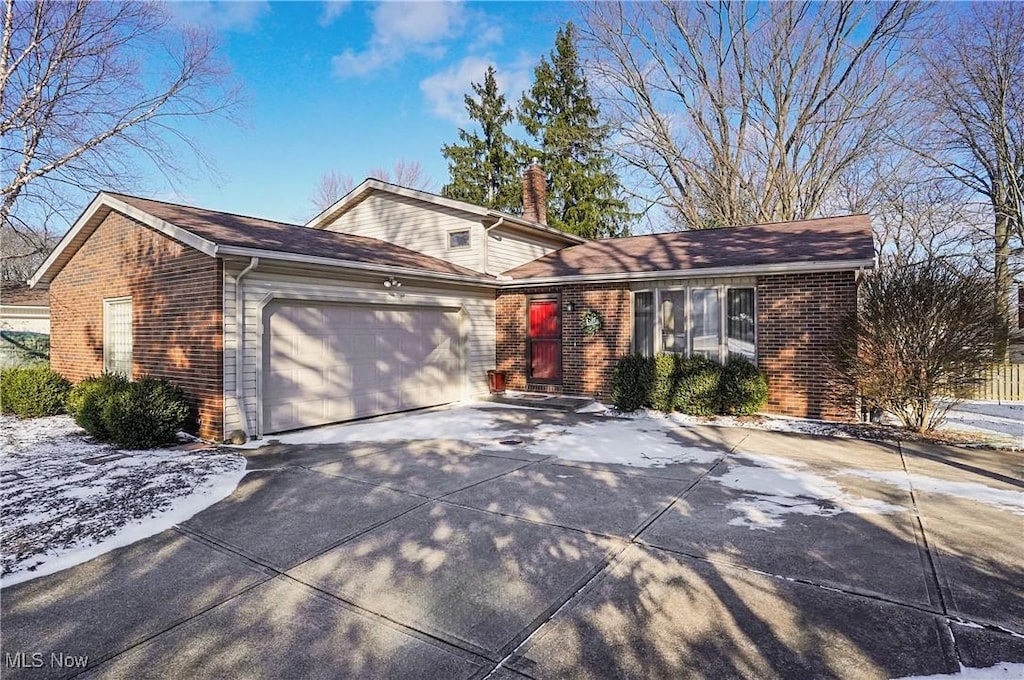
{"left": 912, "top": 2, "right": 1023, "bottom": 357}
{"left": 308, "top": 160, "right": 434, "bottom": 218}
{"left": 0, "top": 0, "right": 241, "bottom": 279}
{"left": 580, "top": 1, "right": 927, "bottom": 228}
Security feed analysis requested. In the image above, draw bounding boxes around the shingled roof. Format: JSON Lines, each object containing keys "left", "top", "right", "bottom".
{"left": 106, "top": 193, "right": 487, "bottom": 279}
{"left": 1, "top": 281, "right": 48, "bottom": 306}
{"left": 502, "top": 215, "right": 875, "bottom": 280}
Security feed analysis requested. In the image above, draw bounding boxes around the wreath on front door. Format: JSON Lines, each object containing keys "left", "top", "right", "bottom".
{"left": 579, "top": 309, "right": 603, "bottom": 336}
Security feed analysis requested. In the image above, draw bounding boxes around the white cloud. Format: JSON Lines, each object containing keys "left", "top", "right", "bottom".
{"left": 420, "top": 55, "right": 532, "bottom": 124}
{"left": 318, "top": 0, "right": 351, "bottom": 27}
{"left": 333, "top": 1, "right": 467, "bottom": 78}
{"left": 165, "top": 1, "right": 270, "bottom": 32}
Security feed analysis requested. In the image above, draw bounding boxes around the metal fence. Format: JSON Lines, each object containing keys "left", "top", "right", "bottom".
{"left": 969, "top": 363, "right": 1023, "bottom": 401}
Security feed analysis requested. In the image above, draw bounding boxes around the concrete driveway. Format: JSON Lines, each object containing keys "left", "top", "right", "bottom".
{"left": 3, "top": 406, "right": 1022, "bottom": 679}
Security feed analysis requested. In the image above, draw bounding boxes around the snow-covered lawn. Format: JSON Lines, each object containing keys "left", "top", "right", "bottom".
{"left": 937, "top": 401, "right": 1023, "bottom": 444}
{"left": 0, "top": 415, "right": 246, "bottom": 587}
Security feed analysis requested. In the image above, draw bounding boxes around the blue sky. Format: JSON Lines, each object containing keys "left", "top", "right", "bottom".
{"left": 159, "top": 1, "right": 581, "bottom": 224}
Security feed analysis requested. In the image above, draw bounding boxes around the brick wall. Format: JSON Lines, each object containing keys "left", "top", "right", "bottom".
{"left": 497, "top": 273, "right": 858, "bottom": 421}
{"left": 495, "top": 283, "right": 631, "bottom": 399}
{"left": 757, "top": 271, "right": 858, "bottom": 421}
{"left": 49, "top": 211, "right": 224, "bottom": 440}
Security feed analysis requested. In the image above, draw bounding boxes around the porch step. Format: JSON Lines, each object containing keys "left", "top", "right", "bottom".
{"left": 488, "top": 392, "right": 595, "bottom": 413}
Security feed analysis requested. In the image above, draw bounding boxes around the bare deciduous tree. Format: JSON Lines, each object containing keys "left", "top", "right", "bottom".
{"left": 1, "top": 0, "right": 240, "bottom": 278}
{"left": 916, "top": 2, "right": 1024, "bottom": 357}
{"left": 309, "top": 171, "right": 356, "bottom": 216}
{"left": 581, "top": 1, "right": 926, "bottom": 228}
{"left": 829, "top": 154, "right": 985, "bottom": 269}
{"left": 309, "top": 160, "right": 433, "bottom": 216}
{"left": 830, "top": 262, "right": 998, "bottom": 433}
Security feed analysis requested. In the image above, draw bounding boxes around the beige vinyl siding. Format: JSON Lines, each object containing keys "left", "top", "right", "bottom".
{"left": 222, "top": 262, "right": 495, "bottom": 439}
{"left": 319, "top": 192, "right": 485, "bottom": 272}
{"left": 487, "top": 226, "right": 565, "bottom": 275}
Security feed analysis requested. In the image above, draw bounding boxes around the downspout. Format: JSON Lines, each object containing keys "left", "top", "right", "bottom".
{"left": 235, "top": 257, "right": 259, "bottom": 439}
{"left": 483, "top": 217, "right": 506, "bottom": 275}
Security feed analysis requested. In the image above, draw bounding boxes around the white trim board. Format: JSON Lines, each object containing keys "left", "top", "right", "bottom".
{"left": 501, "top": 258, "right": 876, "bottom": 288}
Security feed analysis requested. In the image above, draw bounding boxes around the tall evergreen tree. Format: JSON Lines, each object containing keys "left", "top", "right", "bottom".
{"left": 519, "top": 22, "right": 632, "bottom": 238}
{"left": 441, "top": 66, "right": 522, "bottom": 213}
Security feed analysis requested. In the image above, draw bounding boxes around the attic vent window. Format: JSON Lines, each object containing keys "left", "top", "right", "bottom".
{"left": 448, "top": 230, "right": 470, "bottom": 250}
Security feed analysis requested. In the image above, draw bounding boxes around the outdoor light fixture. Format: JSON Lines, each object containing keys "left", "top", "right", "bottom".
{"left": 564, "top": 301, "right": 577, "bottom": 312}
{"left": 383, "top": 276, "right": 402, "bottom": 289}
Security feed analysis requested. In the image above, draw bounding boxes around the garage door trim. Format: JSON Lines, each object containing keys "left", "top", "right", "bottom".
{"left": 254, "top": 290, "right": 469, "bottom": 437}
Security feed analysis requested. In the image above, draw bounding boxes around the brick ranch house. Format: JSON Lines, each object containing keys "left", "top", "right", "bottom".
{"left": 29, "top": 167, "right": 875, "bottom": 442}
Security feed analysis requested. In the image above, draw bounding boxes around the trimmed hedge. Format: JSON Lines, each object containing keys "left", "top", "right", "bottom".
{"left": 66, "top": 374, "right": 130, "bottom": 440}
{"left": 719, "top": 357, "right": 769, "bottom": 415}
{"left": 102, "top": 378, "right": 190, "bottom": 449}
{"left": 611, "top": 353, "right": 654, "bottom": 412}
{"left": 650, "top": 354, "right": 722, "bottom": 415}
{"left": 66, "top": 374, "right": 189, "bottom": 449}
{"left": 611, "top": 353, "right": 768, "bottom": 416}
{"left": 0, "top": 364, "right": 70, "bottom": 417}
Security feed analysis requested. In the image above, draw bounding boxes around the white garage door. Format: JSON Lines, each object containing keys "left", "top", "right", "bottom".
{"left": 263, "top": 301, "right": 462, "bottom": 433}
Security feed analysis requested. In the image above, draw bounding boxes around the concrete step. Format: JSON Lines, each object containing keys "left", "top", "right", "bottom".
{"left": 487, "top": 392, "right": 595, "bottom": 413}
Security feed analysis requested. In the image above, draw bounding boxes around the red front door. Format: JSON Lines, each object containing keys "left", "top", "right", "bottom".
{"left": 528, "top": 298, "right": 561, "bottom": 382}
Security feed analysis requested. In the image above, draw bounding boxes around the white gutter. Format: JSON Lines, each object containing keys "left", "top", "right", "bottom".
{"left": 234, "top": 257, "right": 259, "bottom": 438}
{"left": 214, "top": 245, "right": 499, "bottom": 288}
{"left": 482, "top": 217, "right": 506, "bottom": 275}
{"left": 485, "top": 211, "right": 586, "bottom": 244}
{"left": 500, "top": 257, "right": 878, "bottom": 288}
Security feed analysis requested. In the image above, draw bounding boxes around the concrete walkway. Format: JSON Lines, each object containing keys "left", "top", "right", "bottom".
{"left": 2, "top": 407, "right": 1022, "bottom": 679}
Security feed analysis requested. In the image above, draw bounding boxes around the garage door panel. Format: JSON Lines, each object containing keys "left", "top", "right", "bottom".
{"left": 264, "top": 302, "right": 462, "bottom": 433}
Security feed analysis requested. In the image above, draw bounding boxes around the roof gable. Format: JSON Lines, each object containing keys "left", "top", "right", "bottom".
{"left": 30, "top": 192, "right": 495, "bottom": 287}
{"left": 306, "top": 179, "right": 585, "bottom": 245}
{"left": 503, "top": 215, "right": 876, "bottom": 281}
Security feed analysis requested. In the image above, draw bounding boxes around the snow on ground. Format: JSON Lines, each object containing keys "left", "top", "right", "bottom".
{"left": 1, "top": 415, "right": 246, "bottom": 587}
{"left": 938, "top": 401, "right": 1024, "bottom": 445}
{"left": 527, "top": 419, "right": 722, "bottom": 466}
{"left": 239, "top": 403, "right": 532, "bottom": 449}
{"left": 711, "top": 454, "right": 906, "bottom": 530}
{"left": 667, "top": 411, "right": 845, "bottom": 438}
{"left": 584, "top": 400, "right": 1023, "bottom": 447}
{"left": 846, "top": 469, "right": 1024, "bottom": 516}
{"left": 894, "top": 662, "right": 1024, "bottom": 679}
{"left": 242, "top": 403, "right": 722, "bottom": 468}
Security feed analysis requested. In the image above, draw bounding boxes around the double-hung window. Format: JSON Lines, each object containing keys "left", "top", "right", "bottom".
{"left": 103, "top": 297, "right": 133, "bottom": 377}
{"left": 660, "top": 290, "right": 686, "bottom": 353}
{"left": 726, "top": 289, "right": 756, "bottom": 361}
{"left": 689, "top": 288, "right": 721, "bottom": 360}
{"left": 633, "top": 286, "right": 756, "bottom": 363}
{"left": 633, "top": 291, "right": 655, "bottom": 356}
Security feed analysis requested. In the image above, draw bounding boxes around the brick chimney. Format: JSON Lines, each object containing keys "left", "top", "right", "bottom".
{"left": 522, "top": 159, "right": 547, "bottom": 225}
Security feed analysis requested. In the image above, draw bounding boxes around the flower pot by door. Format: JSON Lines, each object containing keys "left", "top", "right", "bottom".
{"left": 487, "top": 370, "right": 507, "bottom": 394}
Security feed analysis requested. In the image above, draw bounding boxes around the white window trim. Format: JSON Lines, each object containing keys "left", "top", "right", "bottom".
{"left": 103, "top": 296, "right": 133, "bottom": 377}
{"left": 633, "top": 284, "right": 758, "bottom": 364}
{"left": 447, "top": 228, "right": 471, "bottom": 251}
